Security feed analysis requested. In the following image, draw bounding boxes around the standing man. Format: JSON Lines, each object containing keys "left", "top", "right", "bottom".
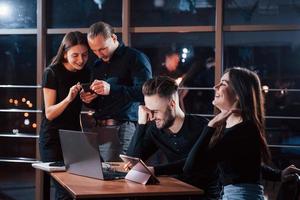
{"left": 80, "top": 21, "right": 152, "bottom": 161}
{"left": 126, "top": 76, "right": 220, "bottom": 200}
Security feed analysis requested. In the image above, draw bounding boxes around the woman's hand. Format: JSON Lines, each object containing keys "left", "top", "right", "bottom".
{"left": 208, "top": 110, "right": 233, "bottom": 128}
{"left": 80, "top": 90, "right": 98, "bottom": 104}
{"left": 66, "top": 83, "right": 81, "bottom": 103}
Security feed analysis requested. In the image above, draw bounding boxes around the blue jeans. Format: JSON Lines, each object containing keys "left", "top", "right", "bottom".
{"left": 84, "top": 121, "right": 136, "bottom": 161}
{"left": 222, "top": 183, "right": 264, "bottom": 200}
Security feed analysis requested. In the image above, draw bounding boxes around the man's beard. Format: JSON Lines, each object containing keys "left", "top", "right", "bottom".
{"left": 156, "top": 107, "right": 175, "bottom": 130}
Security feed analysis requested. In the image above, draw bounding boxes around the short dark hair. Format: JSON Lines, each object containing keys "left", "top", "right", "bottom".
{"left": 142, "top": 76, "right": 178, "bottom": 99}
{"left": 87, "top": 21, "right": 115, "bottom": 39}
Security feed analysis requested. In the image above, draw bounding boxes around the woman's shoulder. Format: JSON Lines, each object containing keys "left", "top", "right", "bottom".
{"left": 224, "top": 120, "right": 259, "bottom": 136}
{"left": 44, "top": 63, "right": 62, "bottom": 73}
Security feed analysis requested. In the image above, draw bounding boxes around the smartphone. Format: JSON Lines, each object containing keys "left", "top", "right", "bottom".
{"left": 81, "top": 82, "right": 93, "bottom": 93}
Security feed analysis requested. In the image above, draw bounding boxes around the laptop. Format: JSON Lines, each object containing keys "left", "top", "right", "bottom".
{"left": 59, "top": 129, "right": 126, "bottom": 180}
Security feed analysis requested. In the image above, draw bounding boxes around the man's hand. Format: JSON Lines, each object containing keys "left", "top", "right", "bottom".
{"left": 91, "top": 79, "right": 110, "bottom": 95}
{"left": 123, "top": 161, "right": 134, "bottom": 171}
{"left": 123, "top": 161, "right": 155, "bottom": 175}
{"left": 138, "top": 105, "right": 153, "bottom": 124}
{"left": 281, "top": 165, "right": 300, "bottom": 182}
{"left": 80, "top": 90, "right": 97, "bottom": 104}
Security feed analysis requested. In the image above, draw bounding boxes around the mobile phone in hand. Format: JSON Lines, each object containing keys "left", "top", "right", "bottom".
{"left": 81, "top": 82, "right": 93, "bottom": 93}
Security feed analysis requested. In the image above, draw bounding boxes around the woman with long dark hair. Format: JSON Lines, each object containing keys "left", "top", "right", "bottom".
{"left": 184, "top": 67, "right": 270, "bottom": 199}
{"left": 39, "top": 31, "right": 90, "bottom": 200}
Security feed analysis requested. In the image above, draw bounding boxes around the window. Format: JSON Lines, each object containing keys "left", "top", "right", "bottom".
{"left": 132, "top": 32, "right": 215, "bottom": 114}
{"left": 131, "top": 0, "right": 215, "bottom": 26}
{"left": 0, "top": 35, "right": 36, "bottom": 85}
{"left": 224, "top": 31, "right": 300, "bottom": 150}
{"left": 46, "top": 0, "right": 122, "bottom": 28}
{"left": 0, "top": 0, "right": 36, "bottom": 28}
{"left": 224, "top": 0, "right": 300, "bottom": 25}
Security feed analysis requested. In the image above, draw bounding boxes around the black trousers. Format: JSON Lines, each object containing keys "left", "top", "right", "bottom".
{"left": 39, "top": 135, "right": 72, "bottom": 200}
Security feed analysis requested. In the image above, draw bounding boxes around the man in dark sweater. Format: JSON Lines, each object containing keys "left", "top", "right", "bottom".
{"left": 80, "top": 21, "right": 152, "bottom": 161}
{"left": 126, "top": 76, "right": 220, "bottom": 199}
{"left": 126, "top": 76, "right": 300, "bottom": 200}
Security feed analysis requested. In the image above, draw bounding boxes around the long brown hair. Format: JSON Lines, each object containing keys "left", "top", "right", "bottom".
{"left": 51, "top": 31, "right": 88, "bottom": 66}
{"left": 209, "top": 67, "right": 270, "bottom": 163}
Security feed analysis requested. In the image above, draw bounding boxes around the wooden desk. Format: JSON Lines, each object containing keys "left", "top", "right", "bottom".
{"left": 51, "top": 172, "right": 203, "bottom": 199}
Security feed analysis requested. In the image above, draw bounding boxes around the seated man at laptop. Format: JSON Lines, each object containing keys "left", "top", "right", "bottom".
{"left": 126, "top": 76, "right": 220, "bottom": 199}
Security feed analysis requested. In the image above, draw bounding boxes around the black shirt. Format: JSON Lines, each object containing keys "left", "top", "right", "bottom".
{"left": 127, "top": 115, "right": 220, "bottom": 197}
{"left": 86, "top": 43, "right": 152, "bottom": 121}
{"left": 39, "top": 64, "right": 89, "bottom": 162}
{"left": 185, "top": 120, "right": 263, "bottom": 186}
{"left": 40, "top": 63, "right": 90, "bottom": 140}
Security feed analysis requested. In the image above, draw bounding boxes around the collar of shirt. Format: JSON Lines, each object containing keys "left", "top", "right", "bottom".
{"left": 107, "top": 42, "right": 126, "bottom": 63}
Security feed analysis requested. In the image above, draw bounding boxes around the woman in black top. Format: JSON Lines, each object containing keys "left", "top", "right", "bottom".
{"left": 39, "top": 31, "right": 90, "bottom": 200}
{"left": 184, "top": 67, "right": 270, "bottom": 200}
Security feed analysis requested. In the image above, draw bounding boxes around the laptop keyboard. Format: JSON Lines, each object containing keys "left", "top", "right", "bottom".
{"left": 103, "top": 170, "right": 127, "bottom": 180}
{"left": 49, "top": 161, "right": 65, "bottom": 167}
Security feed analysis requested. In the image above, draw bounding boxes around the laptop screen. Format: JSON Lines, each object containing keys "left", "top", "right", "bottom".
{"left": 59, "top": 128, "right": 119, "bottom": 179}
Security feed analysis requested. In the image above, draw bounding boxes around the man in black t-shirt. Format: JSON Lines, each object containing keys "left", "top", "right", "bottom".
{"left": 126, "top": 76, "right": 220, "bottom": 200}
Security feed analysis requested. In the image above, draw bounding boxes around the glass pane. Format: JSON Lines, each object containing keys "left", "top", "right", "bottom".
{"left": 46, "top": 34, "right": 64, "bottom": 65}
{"left": 180, "top": 89, "right": 214, "bottom": 114}
{"left": 0, "top": 113, "right": 38, "bottom": 134}
{"left": 132, "top": 33, "right": 215, "bottom": 114}
{"left": 266, "top": 118, "right": 300, "bottom": 145}
{"left": 0, "top": 88, "right": 37, "bottom": 109}
{"left": 265, "top": 91, "right": 300, "bottom": 117}
{"left": 47, "top": 0, "right": 122, "bottom": 28}
{"left": 0, "top": 35, "right": 36, "bottom": 85}
{"left": 0, "top": 0, "right": 36, "bottom": 28}
{"left": 224, "top": 31, "right": 300, "bottom": 88}
{"left": 224, "top": 0, "right": 300, "bottom": 25}
{"left": 131, "top": 0, "right": 215, "bottom": 26}
{"left": 0, "top": 138, "right": 36, "bottom": 157}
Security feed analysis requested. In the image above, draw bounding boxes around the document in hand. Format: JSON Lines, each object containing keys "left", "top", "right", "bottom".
{"left": 32, "top": 162, "right": 66, "bottom": 172}
{"left": 120, "top": 154, "right": 160, "bottom": 185}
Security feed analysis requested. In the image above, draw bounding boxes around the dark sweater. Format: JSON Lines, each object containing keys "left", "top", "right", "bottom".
{"left": 185, "top": 120, "right": 264, "bottom": 186}
{"left": 85, "top": 43, "right": 152, "bottom": 121}
{"left": 127, "top": 115, "right": 220, "bottom": 198}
